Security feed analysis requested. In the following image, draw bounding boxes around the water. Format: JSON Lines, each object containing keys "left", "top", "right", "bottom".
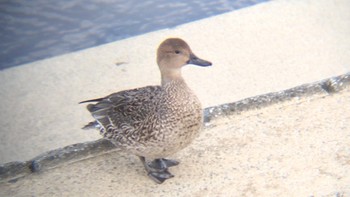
{"left": 0, "top": 0, "right": 268, "bottom": 70}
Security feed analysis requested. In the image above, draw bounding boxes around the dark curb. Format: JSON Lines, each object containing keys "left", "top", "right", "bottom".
{"left": 1, "top": 72, "right": 349, "bottom": 183}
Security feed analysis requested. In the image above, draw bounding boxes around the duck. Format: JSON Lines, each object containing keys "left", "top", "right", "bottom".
{"left": 80, "top": 38, "right": 212, "bottom": 183}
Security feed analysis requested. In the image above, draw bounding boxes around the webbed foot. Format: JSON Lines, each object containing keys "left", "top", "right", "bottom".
{"left": 149, "top": 158, "right": 179, "bottom": 170}
{"left": 139, "top": 157, "right": 180, "bottom": 184}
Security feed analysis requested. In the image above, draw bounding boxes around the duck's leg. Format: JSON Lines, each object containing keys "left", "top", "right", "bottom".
{"left": 149, "top": 158, "right": 180, "bottom": 169}
{"left": 138, "top": 156, "right": 178, "bottom": 184}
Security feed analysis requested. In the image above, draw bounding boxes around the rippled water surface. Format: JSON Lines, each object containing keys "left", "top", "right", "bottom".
{"left": 0, "top": 0, "right": 268, "bottom": 69}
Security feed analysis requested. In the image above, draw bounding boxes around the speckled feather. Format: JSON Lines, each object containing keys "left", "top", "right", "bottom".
{"left": 81, "top": 38, "right": 211, "bottom": 160}
{"left": 82, "top": 80, "right": 202, "bottom": 159}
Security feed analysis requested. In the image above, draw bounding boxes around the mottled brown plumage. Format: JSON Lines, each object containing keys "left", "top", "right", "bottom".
{"left": 80, "top": 38, "right": 211, "bottom": 183}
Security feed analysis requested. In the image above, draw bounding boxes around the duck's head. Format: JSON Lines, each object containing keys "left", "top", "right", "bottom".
{"left": 157, "top": 38, "right": 212, "bottom": 83}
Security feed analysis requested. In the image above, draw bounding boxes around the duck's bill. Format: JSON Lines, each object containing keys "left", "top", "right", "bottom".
{"left": 187, "top": 53, "right": 212, "bottom": 67}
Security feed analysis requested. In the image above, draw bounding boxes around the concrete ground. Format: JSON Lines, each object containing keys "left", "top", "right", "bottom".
{"left": 0, "top": 0, "right": 349, "bottom": 163}
{"left": 0, "top": 0, "right": 350, "bottom": 196}
{"left": 1, "top": 85, "right": 349, "bottom": 196}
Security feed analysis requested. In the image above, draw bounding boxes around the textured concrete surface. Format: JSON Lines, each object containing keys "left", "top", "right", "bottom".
{"left": 0, "top": 0, "right": 349, "bottom": 163}
{"left": 0, "top": 85, "right": 349, "bottom": 196}
{"left": 1, "top": 73, "right": 347, "bottom": 184}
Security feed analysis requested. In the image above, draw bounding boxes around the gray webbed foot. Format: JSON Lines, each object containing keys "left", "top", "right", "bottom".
{"left": 148, "top": 169, "right": 174, "bottom": 184}
{"left": 139, "top": 157, "right": 180, "bottom": 184}
{"left": 149, "top": 158, "right": 180, "bottom": 170}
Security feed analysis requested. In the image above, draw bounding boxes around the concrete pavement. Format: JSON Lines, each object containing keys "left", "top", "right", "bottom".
{"left": 0, "top": 0, "right": 350, "bottom": 195}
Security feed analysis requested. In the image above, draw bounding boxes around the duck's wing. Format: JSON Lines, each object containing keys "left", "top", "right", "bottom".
{"left": 80, "top": 86, "right": 161, "bottom": 134}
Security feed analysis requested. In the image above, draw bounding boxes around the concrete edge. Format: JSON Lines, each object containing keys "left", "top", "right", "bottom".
{"left": 1, "top": 72, "right": 349, "bottom": 183}
{"left": 204, "top": 72, "right": 350, "bottom": 123}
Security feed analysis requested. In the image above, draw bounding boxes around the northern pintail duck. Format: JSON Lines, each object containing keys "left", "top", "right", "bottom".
{"left": 80, "top": 38, "right": 212, "bottom": 183}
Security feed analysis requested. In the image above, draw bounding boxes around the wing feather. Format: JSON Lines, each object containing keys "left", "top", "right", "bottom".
{"left": 81, "top": 86, "right": 161, "bottom": 137}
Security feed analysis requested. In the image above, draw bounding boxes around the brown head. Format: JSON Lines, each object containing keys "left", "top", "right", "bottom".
{"left": 156, "top": 38, "right": 212, "bottom": 84}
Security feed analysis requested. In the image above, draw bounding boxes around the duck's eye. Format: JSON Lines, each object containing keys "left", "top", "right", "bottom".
{"left": 175, "top": 50, "right": 181, "bottom": 54}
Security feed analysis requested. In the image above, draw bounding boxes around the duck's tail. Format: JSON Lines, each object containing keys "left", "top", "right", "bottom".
{"left": 82, "top": 121, "right": 101, "bottom": 130}
{"left": 79, "top": 98, "right": 103, "bottom": 104}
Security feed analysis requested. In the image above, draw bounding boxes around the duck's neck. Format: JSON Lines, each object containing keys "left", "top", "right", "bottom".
{"left": 160, "top": 68, "right": 184, "bottom": 86}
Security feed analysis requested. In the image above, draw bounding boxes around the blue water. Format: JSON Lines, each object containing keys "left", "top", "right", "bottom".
{"left": 0, "top": 0, "right": 268, "bottom": 70}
